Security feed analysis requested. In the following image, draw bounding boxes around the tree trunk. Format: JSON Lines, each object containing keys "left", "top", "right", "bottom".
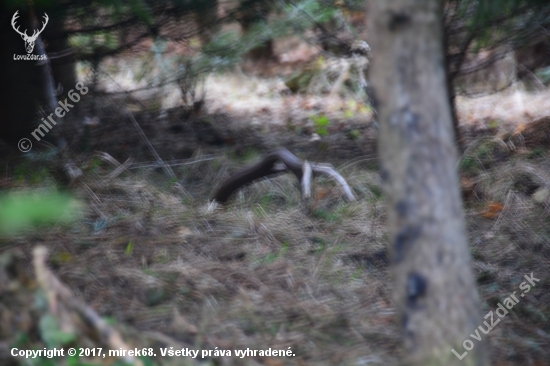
{"left": 237, "top": 0, "right": 274, "bottom": 62}
{"left": 367, "top": 1, "right": 489, "bottom": 365}
{"left": 41, "top": 5, "right": 77, "bottom": 105}
{"left": 193, "top": 0, "right": 220, "bottom": 46}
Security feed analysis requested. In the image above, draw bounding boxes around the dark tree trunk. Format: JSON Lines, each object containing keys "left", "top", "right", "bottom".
{"left": 237, "top": 0, "right": 274, "bottom": 62}
{"left": 41, "top": 5, "right": 77, "bottom": 104}
{"left": 193, "top": 0, "right": 220, "bottom": 46}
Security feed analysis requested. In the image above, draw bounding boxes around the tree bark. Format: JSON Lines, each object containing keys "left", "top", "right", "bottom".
{"left": 193, "top": 0, "right": 220, "bottom": 46}
{"left": 40, "top": 5, "right": 77, "bottom": 106}
{"left": 367, "top": 1, "right": 489, "bottom": 365}
{"left": 237, "top": 0, "right": 274, "bottom": 62}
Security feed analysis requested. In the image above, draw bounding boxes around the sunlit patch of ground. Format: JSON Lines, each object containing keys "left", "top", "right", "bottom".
{"left": 456, "top": 84, "right": 550, "bottom": 132}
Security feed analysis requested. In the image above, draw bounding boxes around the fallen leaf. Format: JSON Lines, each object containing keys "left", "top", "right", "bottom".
{"left": 481, "top": 202, "right": 503, "bottom": 219}
{"left": 314, "top": 188, "right": 330, "bottom": 201}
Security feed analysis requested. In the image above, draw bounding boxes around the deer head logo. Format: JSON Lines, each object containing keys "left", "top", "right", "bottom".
{"left": 11, "top": 11, "right": 49, "bottom": 54}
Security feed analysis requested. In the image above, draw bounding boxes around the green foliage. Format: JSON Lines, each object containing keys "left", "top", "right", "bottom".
{"left": 452, "top": 0, "right": 550, "bottom": 50}
{"left": 366, "top": 183, "right": 383, "bottom": 199}
{"left": 460, "top": 138, "right": 510, "bottom": 175}
{"left": 535, "top": 66, "right": 550, "bottom": 85}
{"left": 83, "top": 157, "right": 103, "bottom": 173}
{"left": 285, "top": 69, "right": 316, "bottom": 93}
{"left": 13, "top": 165, "right": 49, "bottom": 184}
{"left": 259, "top": 240, "right": 290, "bottom": 264}
{"left": 127, "top": 0, "right": 153, "bottom": 24}
{"left": 528, "top": 146, "right": 547, "bottom": 159}
{"left": 240, "top": 148, "right": 261, "bottom": 163}
{"left": 0, "top": 193, "right": 78, "bottom": 235}
{"left": 313, "top": 208, "right": 340, "bottom": 221}
{"left": 69, "top": 31, "right": 120, "bottom": 56}
{"left": 195, "top": 0, "right": 353, "bottom": 72}
{"left": 311, "top": 114, "right": 331, "bottom": 136}
{"left": 125, "top": 240, "right": 135, "bottom": 256}
{"left": 348, "top": 129, "right": 361, "bottom": 140}
{"left": 39, "top": 314, "right": 76, "bottom": 348}
{"left": 258, "top": 193, "right": 287, "bottom": 210}
{"left": 199, "top": 31, "right": 244, "bottom": 70}
{"left": 460, "top": 156, "right": 482, "bottom": 176}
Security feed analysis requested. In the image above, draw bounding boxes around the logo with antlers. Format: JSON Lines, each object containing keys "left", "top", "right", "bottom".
{"left": 11, "top": 11, "right": 49, "bottom": 54}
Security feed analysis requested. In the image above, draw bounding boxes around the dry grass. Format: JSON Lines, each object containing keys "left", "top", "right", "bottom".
{"left": 458, "top": 138, "right": 550, "bottom": 364}
{"left": 1, "top": 150, "right": 399, "bottom": 365}
{"left": 4, "top": 133, "right": 550, "bottom": 365}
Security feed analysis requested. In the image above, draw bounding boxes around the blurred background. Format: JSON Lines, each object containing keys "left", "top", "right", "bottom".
{"left": 0, "top": 0, "right": 550, "bottom": 365}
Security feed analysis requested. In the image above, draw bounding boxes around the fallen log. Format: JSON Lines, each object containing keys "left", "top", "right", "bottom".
{"left": 212, "top": 148, "right": 355, "bottom": 203}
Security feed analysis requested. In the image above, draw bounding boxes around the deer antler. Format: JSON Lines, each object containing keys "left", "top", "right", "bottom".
{"left": 32, "top": 13, "right": 49, "bottom": 39}
{"left": 11, "top": 11, "right": 48, "bottom": 41}
{"left": 11, "top": 11, "right": 28, "bottom": 38}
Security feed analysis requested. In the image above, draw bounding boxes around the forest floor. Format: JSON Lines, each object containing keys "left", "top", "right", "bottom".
{"left": 1, "top": 66, "right": 550, "bottom": 366}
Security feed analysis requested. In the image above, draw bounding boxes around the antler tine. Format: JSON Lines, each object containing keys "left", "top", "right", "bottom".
{"left": 34, "top": 13, "right": 49, "bottom": 37}
{"left": 26, "top": 12, "right": 49, "bottom": 40}
{"left": 41, "top": 13, "right": 49, "bottom": 29}
{"left": 11, "top": 10, "right": 27, "bottom": 37}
